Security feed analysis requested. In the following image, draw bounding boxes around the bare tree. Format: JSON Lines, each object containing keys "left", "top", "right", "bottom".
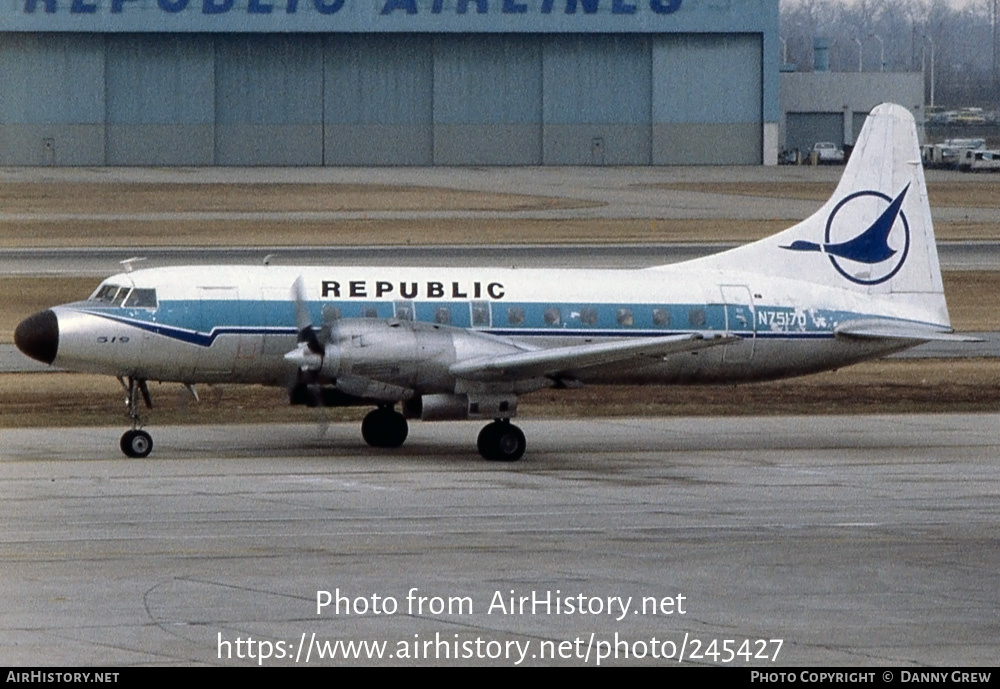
{"left": 780, "top": 0, "right": 1000, "bottom": 106}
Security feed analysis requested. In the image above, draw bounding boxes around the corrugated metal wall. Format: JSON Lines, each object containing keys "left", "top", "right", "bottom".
{"left": 653, "top": 34, "right": 762, "bottom": 164}
{"left": 0, "top": 34, "right": 104, "bottom": 165}
{"left": 326, "top": 35, "right": 434, "bottom": 165}
{"left": 434, "top": 35, "right": 542, "bottom": 165}
{"left": 0, "top": 32, "right": 762, "bottom": 166}
{"left": 106, "top": 35, "right": 215, "bottom": 165}
{"left": 543, "top": 35, "right": 651, "bottom": 164}
{"left": 216, "top": 35, "right": 325, "bottom": 165}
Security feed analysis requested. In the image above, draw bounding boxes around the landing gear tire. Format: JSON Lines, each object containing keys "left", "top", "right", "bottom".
{"left": 120, "top": 429, "right": 153, "bottom": 458}
{"left": 477, "top": 420, "right": 526, "bottom": 462}
{"left": 361, "top": 407, "right": 409, "bottom": 449}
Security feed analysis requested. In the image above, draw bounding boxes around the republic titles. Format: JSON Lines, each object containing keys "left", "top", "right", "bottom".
{"left": 321, "top": 279, "right": 505, "bottom": 300}
{"left": 22, "top": 0, "right": 681, "bottom": 16}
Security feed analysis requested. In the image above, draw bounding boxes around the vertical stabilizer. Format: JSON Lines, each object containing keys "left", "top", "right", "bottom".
{"left": 673, "top": 103, "right": 947, "bottom": 325}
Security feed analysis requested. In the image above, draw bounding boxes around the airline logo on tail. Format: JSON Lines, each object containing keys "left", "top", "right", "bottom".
{"left": 782, "top": 185, "right": 911, "bottom": 285}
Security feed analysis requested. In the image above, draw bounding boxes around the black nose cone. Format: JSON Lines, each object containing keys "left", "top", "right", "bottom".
{"left": 14, "top": 310, "right": 59, "bottom": 366}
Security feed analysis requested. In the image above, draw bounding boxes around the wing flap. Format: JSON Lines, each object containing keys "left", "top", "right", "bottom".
{"left": 834, "top": 319, "right": 982, "bottom": 342}
{"left": 450, "top": 333, "right": 736, "bottom": 382}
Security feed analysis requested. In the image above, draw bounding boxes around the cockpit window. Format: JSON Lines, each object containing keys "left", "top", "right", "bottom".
{"left": 89, "top": 284, "right": 157, "bottom": 308}
{"left": 123, "top": 288, "right": 157, "bottom": 308}
{"left": 90, "top": 284, "right": 130, "bottom": 306}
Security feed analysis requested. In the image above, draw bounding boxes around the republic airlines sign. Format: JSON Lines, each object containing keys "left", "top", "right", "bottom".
{"left": 21, "top": 0, "right": 680, "bottom": 14}
{"left": 8, "top": 0, "right": 693, "bottom": 30}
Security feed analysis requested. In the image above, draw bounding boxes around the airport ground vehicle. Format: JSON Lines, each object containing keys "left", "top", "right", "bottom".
{"left": 958, "top": 148, "right": 1000, "bottom": 172}
{"left": 811, "top": 141, "right": 844, "bottom": 164}
{"left": 921, "top": 138, "right": 987, "bottom": 169}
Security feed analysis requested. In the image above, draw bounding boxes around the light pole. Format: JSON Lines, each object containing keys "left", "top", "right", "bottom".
{"left": 993, "top": 0, "right": 998, "bottom": 89}
{"left": 922, "top": 34, "right": 936, "bottom": 108}
{"left": 870, "top": 33, "right": 885, "bottom": 72}
{"left": 854, "top": 37, "right": 863, "bottom": 72}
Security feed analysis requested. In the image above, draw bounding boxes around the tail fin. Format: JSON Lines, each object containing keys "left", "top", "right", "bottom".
{"left": 674, "top": 103, "right": 948, "bottom": 326}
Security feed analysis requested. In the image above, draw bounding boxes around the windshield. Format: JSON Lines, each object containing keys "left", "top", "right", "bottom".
{"left": 89, "top": 284, "right": 130, "bottom": 306}
{"left": 88, "top": 284, "right": 157, "bottom": 309}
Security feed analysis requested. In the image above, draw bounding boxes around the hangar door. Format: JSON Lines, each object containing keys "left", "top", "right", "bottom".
{"left": 786, "top": 112, "right": 843, "bottom": 156}
{"left": 652, "top": 34, "right": 763, "bottom": 165}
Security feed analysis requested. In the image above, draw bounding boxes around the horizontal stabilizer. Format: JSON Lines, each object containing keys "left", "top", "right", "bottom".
{"left": 834, "top": 319, "right": 983, "bottom": 343}
{"left": 450, "top": 332, "right": 736, "bottom": 382}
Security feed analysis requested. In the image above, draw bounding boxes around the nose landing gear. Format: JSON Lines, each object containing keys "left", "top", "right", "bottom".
{"left": 119, "top": 376, "right": 153, "bottom": 458}
{"left": 120, "top": 429, "right": 153, "bottom": 458}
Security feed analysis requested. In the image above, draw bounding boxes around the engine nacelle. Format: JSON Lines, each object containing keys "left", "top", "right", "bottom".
{"left": 404, "top": 393, "right": 519, "bottom": 421}
{"left": 318, "top": 318, "right": 521, "bottom": 394}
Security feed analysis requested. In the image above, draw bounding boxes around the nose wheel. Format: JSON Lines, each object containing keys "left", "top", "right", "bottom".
{"left": 119, "top": 376, "right": 154, "bottom": 458}
{"left": 120, "top": 429, "right": 153, "bottom": 458}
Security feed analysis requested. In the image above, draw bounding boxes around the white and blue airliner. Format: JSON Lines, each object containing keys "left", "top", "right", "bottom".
{"left": 15, "top": 103, "right": 973, "bottom": 461}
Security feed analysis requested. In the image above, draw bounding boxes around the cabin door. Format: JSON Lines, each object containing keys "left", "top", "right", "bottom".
{"left": 720, "top": 285, "right": 756, "bottom": 364}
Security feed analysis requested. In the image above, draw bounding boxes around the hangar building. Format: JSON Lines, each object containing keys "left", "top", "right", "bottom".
{"left": 0, "top": 0, "right": 779, "bottom": 166}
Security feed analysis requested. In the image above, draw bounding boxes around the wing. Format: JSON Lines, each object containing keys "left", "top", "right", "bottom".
{"left": 449, "top": 332, "right": 736, "bottom": 382}
{"left": 834, "top": 319, "right": 982, "bottom": 342}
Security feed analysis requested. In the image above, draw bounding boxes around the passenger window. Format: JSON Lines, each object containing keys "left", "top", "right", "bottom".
{"left": 362, "top": 306, "right": 379, "bottom": 319}
{"left": 652, "top": 308, "right": 670, "bottom": 326}
{"left": 579, "top": 307, "right": 598, "bottom": 326}
{"left": 123, "top": 288, "right": 157, "bottom": 308}
{"left": 434, "top": 307, "right": 451, "bottom": 324}
{"left": 394, "top": 301, "right": 414, "bottom": 321}
{"left": 616, "top": 308, "right": 634, "bottom": 327}
{"left": 543, "top": 307, "right": 561, "bottom": 326}
{"left": 507, "top": 307, "right": 525, "bottom": 325}
{"left": 688, "top": 308, "right": 706, "bottom": 327}
{"left": 471, "top": 301, "right": 491, "bottom": 327}
{"left": 322, "top": 305, "right": 341, "bottom": 322}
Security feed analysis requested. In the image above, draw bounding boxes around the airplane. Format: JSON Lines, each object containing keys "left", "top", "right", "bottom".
{"left": 14, "top": 103, "right": 975, "bottom": 462}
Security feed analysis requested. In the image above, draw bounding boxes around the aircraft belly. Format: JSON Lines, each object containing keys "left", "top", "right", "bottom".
{"left": 570, "top": 337, "right": 904, "bottom": 385}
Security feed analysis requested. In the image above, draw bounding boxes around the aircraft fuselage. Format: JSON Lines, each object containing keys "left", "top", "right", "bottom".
{"left": 33, "top": 264, "right": 924, "bottom": 390}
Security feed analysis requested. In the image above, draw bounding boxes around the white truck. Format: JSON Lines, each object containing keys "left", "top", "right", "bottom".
{"left": 958, "top": 148, "right": 1000, "bottom": 172}
{"left": 921, "top": 138, "right": 987, "bottom": 169}
{"left": 811, "top": 141, "right": 845, "bottom": 164}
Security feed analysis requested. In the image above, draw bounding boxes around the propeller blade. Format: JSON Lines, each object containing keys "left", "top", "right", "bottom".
{"left": 288, "top": 277, "right": 332, "bottom": 438}
{"left": 291, "top": 276, "right": 323, "bottom": 356}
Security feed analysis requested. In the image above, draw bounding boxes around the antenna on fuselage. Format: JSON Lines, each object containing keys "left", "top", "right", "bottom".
{"left": 120, "top": 257, "right": 147, "bottom": 273}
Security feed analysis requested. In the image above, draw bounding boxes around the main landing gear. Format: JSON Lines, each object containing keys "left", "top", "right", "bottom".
{"left": 119, "top": 376, "right": 153, "bottom": 458}
{"left": 360, "top": 405, "right": 526, "bottom": 461}
{"left": 361, "top": 405, "right": 409, "bottom": 449}
{"left": 477, "top": 419, "right": 526, "bottom": 462}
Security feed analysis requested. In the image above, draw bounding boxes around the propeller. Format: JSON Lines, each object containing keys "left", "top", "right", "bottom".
{"left": 284, "top": 276, "right": 324, "bottom": 372}
{"left": 284, "top": 276, "right": 330, "bottom": 438}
